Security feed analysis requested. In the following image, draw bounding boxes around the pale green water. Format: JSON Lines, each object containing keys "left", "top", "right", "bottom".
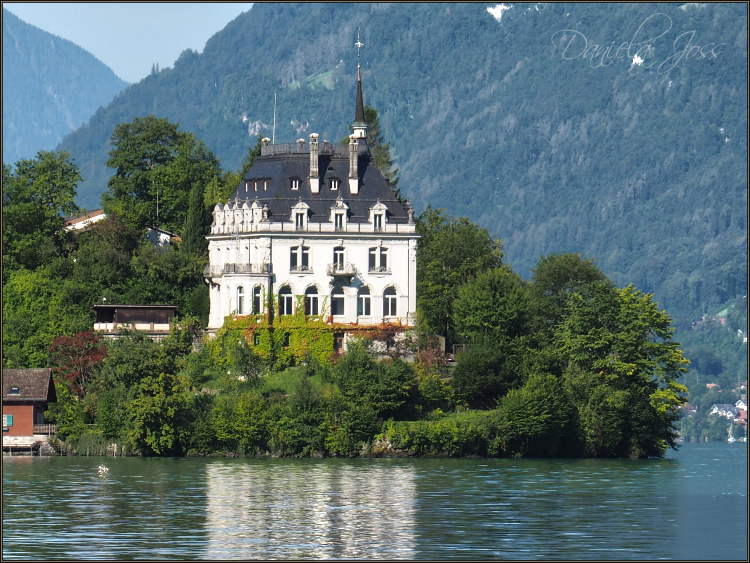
{"left": 2, "top": 443, "right": 746, "bottom": 560}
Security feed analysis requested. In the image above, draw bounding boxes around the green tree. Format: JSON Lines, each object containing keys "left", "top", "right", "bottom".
{"left": 556, "top": 283, "right": 689, "bottom": 457}
{"left": 2, "top": 152, "right": 81, "bottom": 281}
{"left": 363, "top": 105, "right": 401, "bottom": 197}
{"left": 496, "top": 372, "right": 574, "bottom": 457}
{"left": 102, "top": 116, "right": 220, "bottom": 234}
{"left": 529, "top": 254, "right": 610, "bottom": 333}
{"left": 125, "top": 371, "right": 191, "bottom": 455}
{"left": 416, "top": 207, "right": 504, "bottom": 345}
{"left": 181, "top": 182, "right": 210, "bottom": 257}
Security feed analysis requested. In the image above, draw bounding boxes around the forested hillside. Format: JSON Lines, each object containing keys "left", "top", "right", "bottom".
{"left": 2, "top": 8, "right": 129, "bottom": 164}
{"left": 53, "top": 3, "right": 747, "bottom": 379}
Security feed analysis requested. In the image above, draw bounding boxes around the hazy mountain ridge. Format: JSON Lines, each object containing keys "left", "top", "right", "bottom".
{"left": 52, "top": 3, "right": 746, "bottom": 376}
{"left": 2, "top": 8, "right": 129, "bottom": 164}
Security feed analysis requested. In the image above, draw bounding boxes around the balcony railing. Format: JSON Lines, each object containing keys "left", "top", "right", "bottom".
{"left": 368, "top": 266, "right": 391, "bottom": 274}
{"left": 326, "top": 262, "right": 357, "bottom": 277}
{"left": 33, "top": 424, "right": 57, "bottom": 435}
{"left": 204, "top": 263, "right": 271, "bottom": 277}
{"left": 290, "top": 265, "right": 314, "bottom": 274}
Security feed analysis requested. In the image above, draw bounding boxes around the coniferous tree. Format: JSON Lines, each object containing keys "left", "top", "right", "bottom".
{"left": 239, "top": 136, "right": 263, "bottom": 179}
{"left": 181, "top": 182, "right": 209, "bottom": 256}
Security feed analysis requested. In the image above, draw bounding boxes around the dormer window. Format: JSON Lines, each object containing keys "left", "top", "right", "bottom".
{"left": 335, "top": 213, "right": 344, "bottom": 231}
{"left": 369, "top": 199, "right": 389, "bottom": 232}
{"left": 295, "top": 213, "right": 305, "bottom": 230}
{"left": 264, "top": 179, "right": 268, "bottom": 191}
{"left": 291, "top": 178, "right": 301, "bottom": 190}
{"left": 9, "top": 387, "right": 19, "bottom": 395}
{"left": 330, "top": 178, "right": 340, "bottom": 191}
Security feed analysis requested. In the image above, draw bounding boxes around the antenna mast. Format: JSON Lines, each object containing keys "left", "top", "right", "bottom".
{"left": 272, "top": 93, "right": 277, "bottom": 144}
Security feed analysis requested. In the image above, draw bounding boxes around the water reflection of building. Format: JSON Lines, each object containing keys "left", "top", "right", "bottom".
{"left": 203, "top": 461, "right": 417, "bottom": 559}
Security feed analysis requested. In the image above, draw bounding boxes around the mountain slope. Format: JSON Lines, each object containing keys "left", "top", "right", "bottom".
{"left": 2, "top": 8, "right": 129, "bottom": 165}
{"left": 55, "top": 3, "right": 747, "bottom": 376}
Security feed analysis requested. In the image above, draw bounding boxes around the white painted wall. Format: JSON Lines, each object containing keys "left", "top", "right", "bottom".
{"left": 205, "top": 209, "right": 417, "bottom": 330}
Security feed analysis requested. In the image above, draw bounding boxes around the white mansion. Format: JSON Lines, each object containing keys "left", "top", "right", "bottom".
{"left": 204, "top": 68, "right": 418, "bottom": 339}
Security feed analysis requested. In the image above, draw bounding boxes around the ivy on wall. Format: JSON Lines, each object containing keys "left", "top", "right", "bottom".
{"left": 220, "top": 292, "right": 408, "bottom": 367}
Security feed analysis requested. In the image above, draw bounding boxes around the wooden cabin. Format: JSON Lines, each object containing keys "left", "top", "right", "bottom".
{"left": 93, "top": 304, "right": 177, "bottom": 339}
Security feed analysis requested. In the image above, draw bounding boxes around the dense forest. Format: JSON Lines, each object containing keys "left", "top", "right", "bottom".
{"left": 2, "top": 8, "right": 129, "bottom": 164}
{"left": 48, "top": 3, "right": 746, "bottom": 385}
{"left": 4, "top": 112, "right": 692, "bottom": 458}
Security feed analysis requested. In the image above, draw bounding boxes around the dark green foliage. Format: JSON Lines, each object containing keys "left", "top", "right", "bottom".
{"left": 102, "top": 116, "right": 220, "bottom": 234}
{"left": 495, "top": 373, "right": 574, "bottom": 458}
{"left": 331, "top": 340, "right": 414, "bottom": 419}
{"left": 416, "top": 207, "right": 504, "bottom": 345}
{"left": 2, "top": 152, "right": 81, "bottom": 282}
{"left": 451, "top": 335, "right": 522, "bottom": 409}
{"left": 181, "top": 182, "right": 210, "bottom": 257}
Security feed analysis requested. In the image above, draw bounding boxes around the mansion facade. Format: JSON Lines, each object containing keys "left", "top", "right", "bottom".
{"left": 204, "top": 69, "right": 418, "bottom": 338}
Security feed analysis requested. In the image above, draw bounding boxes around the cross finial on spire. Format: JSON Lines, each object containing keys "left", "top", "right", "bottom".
{"left": 355, "top": 28, "right": 364, "bottom": 69}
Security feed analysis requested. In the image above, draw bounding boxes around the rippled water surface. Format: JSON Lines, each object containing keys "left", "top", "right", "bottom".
{"left": 3, "top": 443, "right": 746, "bottom": 560}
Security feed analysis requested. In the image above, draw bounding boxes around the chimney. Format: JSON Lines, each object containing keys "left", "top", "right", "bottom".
{"left": 309, "top": 133, "right": 319, "bottom": 194}
{"left": 348, "top": 134, "right": 359, "bottom": 195}
{"left": 297, "top": 138, "right": 306, "bottom": 153}
{"left": 261, "top": 137, "right": 271, "bottom": 156}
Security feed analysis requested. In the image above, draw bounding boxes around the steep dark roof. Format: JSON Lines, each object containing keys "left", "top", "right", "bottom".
{"left": 2, "top": 369, "right": 57, "bottom": 403}
{"left": 354, "top": 66, "right": 366, "bottom": 127}
{"left": 234, "top": 146, "right": 410, "bottom": 225}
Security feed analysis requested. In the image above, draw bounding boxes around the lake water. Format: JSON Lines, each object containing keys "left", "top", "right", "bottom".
{"left": 2, "top": 443, "right": 746, "bottom": 560}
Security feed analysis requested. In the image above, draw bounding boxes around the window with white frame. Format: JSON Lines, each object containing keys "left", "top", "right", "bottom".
{"left": 252, "top": 286, "right": 262, "bottom": 314}
{"left": 357, "top": 287, "right": 371, "bottom": 317}
{"left": 383, "top": 287, "right": 397, "bottom": 317}
{"left": 237, "top": 286, "right": 245, "bottom": 314}
{"left": 331, "top": 287, "right": 345, "bottom": 316}
{"left": 333, "top": 247, "right": 344, "bottom": 270}
{"left": 291, "top": 178, "right": 301, "bottom": 190}
{"left": 373, "top": 213, "right": 383, "bottom": 231}
{"left": 334, "top": 212, "right": 344, "bottom": 231}
{"left": 380, "top": 247, "right": 388, "bottom": 270}
{"left": 369, "top": 248, "right": 377, "bottom": 271}
{"left": 305, "top": 286, "right": 319, "bottom": 316}
{"left": 290, "top": 246, "right": 310, "bottom": 271}
{"left": 295, "top": 212, "right": 305, "bottom": 230}
{"left": 278, "top": 286, "right": 293, "bottom": 316}
{"left": 330, "top": 178, "right": 340, "bottom": 190}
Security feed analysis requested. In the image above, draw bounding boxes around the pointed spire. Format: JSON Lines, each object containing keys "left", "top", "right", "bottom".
{"left": 353, "top": 29, "right": 366, "bottom": 131}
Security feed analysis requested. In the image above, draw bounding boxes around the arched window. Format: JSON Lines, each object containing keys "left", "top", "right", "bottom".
{"left": 278, "top": 286, "right": 293, "bottom": 316}
{"left": 237, "top": 286, "right": 245, "bottom": 315}
{"left": 383, "top": 287, "right": 397, "bottom": 317}
{"left": 331, "top": 287, "right": 345, "bottom": 316}
{"left": 252, "top": 286, "right": 262, "bottom": 314}
{"left": 357, "top": 287, "right": 371, "bottom": 317}
{"left": 305, "top": 286, "right": 319, "bottom": 316}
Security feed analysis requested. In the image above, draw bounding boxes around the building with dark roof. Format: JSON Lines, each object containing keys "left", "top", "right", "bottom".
{"left": 204, "top": 57, "right": 418, "bottom": 349}
{"left": 3, "top": 369, "right": 57, "bottom": 438}
{"left": 93, "top": 304, "right": 178, "bottom": 339}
